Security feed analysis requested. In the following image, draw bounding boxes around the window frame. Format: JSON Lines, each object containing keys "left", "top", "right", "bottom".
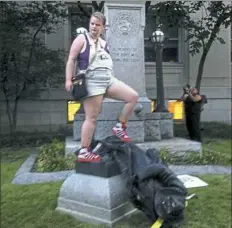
{"left": 144, "top": 9, "right": 182, "bottom": 63}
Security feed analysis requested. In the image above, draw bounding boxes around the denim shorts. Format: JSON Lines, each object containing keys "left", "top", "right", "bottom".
{"left": 85, "top": 68, "right": 116, "bottom": 97}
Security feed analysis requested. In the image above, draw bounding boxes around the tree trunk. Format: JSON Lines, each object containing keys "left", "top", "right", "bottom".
{"left": 12, "top": 98, "right": 19, "bottom": 131}
{"left": 195, "top": 50, "right": 208, "bottom": 92}
{"left": 77, "top": 1, "right": 91, "bottom": 17}
{"left": 92, "top": 1, "right": 104, "bottom": 11}
{"left": 3, "top": 95, "right": 13, "bottom": 134}
{"left": 195, "top": 17, "right": 225, "bottom": 91}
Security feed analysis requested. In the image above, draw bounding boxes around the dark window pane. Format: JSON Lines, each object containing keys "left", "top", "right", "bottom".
{"left": 144, "top": 9, "right": 179, "bottom": 62}
{"left": 163, "top": 47, "right": 178, "bottom": 62}
{"left": 144, "top": 14, "right": 156, "bottom": 38}
{"left": 145, "top": 39, "right": 155, "bottom": 62}
{"left": 145, "top": 40, "right": 178, "bottom": 62}
{"left": 166, "top": 27, "right": 178, "bottom": 39}
{"left": 163, "top": 40, "right": 178, "bottom": 62}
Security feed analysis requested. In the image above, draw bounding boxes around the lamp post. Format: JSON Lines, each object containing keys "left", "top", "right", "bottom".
{"left": 76, "top": 27, "right": 87, "bottom": 36}
{"left": 151, "top": 26, "right": 168, "bottom": 112}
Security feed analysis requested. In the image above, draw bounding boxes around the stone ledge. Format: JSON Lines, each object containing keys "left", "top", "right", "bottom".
{"left": 145, "top": 112, "right": 173, "bottom": 120}
{"left": 12, "top": 151, "right": 74, "bottom": 185}
{"left": 65, "top": 136, "right": 202, "bottom": 156}
{"left": 74, "top": 112, "right": 173, "bottom": 121}
{"left": 11, "top": 149, "right": 231, "bottom": 185}
{"left": 74, "top": 113, "right": 146, "bottom": 121}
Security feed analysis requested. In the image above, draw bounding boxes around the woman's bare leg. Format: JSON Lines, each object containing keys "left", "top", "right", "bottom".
{"left": 105, "top": 79, "right": 139, "bottom": 141}
{"left": 78, "top": 94, "right": 103, "bottom": 162}
{"left": 81, "top": 95, "right": 103, "bottom": 147}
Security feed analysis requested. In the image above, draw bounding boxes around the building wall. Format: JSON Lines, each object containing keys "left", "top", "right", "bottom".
{"left": 0, "top": 2, "right": 231, "bottom": 134}
{"left": 0, "top": 90, "right": 73, "bottom": 134}
{"left": 145, "top": 4, "right": 231, "bottom": 124}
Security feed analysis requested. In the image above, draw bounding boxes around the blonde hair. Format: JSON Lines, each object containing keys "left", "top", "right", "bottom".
{"left": 91, "top": 11, "right": 106, "bottom": 25}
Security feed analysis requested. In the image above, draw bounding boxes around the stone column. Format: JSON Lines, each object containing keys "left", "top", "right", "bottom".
{"left": 104, "top": 3, "right": 151, "bottom": 110}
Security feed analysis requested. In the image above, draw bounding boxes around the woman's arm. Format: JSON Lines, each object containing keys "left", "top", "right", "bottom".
{"left": 188, "top": 93, "right": 202, "bottom": 102}
{"left": 66, "top": 34, "right": 85, "bottom": 82}
{"left": 180, "top": 93, "right": 188, "bottom": 101}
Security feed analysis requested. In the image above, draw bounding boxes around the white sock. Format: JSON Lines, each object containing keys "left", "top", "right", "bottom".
{"left": 79, "top": 148, "right": 88, "bottom": 153}
{"left": 115, "top": 122, "right": 123, "bottom": 128}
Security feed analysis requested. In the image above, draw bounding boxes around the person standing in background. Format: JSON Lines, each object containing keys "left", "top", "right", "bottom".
{"left": 181, "top": 86, "right": 203, "bottom": 142}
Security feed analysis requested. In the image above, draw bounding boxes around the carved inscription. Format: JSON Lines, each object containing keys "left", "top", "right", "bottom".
{"left": 111, "top": 47, "right": 140, "bottom": 63}
{"left": 111, "top": 11, "right": 139, "bottom": 36}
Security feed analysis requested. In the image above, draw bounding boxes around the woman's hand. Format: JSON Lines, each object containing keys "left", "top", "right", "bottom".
{"left": 65, "top": 80, "right": 72, "bottom": 91}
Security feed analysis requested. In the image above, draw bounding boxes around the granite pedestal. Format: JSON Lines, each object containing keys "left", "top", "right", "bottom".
{"left": 74, "top": 110, "right": 174, "bottom": 143}
{"left": 73, "top": 98, "right": 152, "bottom": 143}
{"left": 56, "top": 160, "right": 137, "bottom": 227}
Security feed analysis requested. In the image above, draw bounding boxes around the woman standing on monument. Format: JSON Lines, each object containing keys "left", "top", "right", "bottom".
{"left": 65, "top": 12, "right": 139, "bottom": 162}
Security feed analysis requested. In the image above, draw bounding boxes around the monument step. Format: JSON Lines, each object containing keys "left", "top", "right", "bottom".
{"left": 65, "top": 136, "right": 202, "bottom": 156}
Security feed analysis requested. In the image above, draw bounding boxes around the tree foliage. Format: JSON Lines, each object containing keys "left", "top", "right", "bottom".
{"left": 0, "top": 1, "right": 68, "bottom": 133}
{"left": 149, "top": 1, "right": 232, "bottom": 90}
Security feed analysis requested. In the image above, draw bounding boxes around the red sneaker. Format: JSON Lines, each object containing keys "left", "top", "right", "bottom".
{"left": 77, "top": 148, "right": 101, "bottom": 163}
{"left": 112, "top": 123, "right": 132, "bottom": 142}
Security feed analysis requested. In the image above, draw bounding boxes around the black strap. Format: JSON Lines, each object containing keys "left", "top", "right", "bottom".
{"left": 83, "top": 33, "right": 90, "bottom": 47}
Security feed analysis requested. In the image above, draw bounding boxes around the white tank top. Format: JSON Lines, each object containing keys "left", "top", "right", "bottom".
{"left": 86, "top": 34, "right": 114, "bottom": 71}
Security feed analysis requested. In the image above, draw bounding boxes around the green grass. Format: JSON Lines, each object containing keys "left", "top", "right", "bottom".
{"left": 1, "top": 156, "right": 231, "bottom": 228}
{"left": 0, "top": 147, "right": 32, "bottom": 163}
{"left": 1, "top": 122, "right": 231, "bottom": 227}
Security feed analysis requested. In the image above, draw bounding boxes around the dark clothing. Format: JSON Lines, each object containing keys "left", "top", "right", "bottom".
{"left": 184, "top": 96, "right": 202, "bottom": 142}
{"left": 185, "top": 114, "right": 202, "bottom": 142}
{"left": 184, "top": 96, "right": 202, "bottom": 115}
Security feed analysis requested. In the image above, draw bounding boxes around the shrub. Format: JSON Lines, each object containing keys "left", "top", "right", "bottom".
{"left": 35, "top": 139, "right": 75, "bottom": 172}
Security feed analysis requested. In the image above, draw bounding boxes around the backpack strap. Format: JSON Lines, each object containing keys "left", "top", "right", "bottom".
{"left": 104, "top": 43, "right": 110, "bottom": 53}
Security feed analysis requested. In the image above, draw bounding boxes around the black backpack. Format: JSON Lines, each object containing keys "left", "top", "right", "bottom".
{"left": 200, "top": 95, "right": 208, "bottom": 111}
{"left": 92, "top": 136, "right": 188, "bottom": 227}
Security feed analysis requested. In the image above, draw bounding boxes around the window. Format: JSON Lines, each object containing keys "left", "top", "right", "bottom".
{"left": 69, "top": 4, "right": 92, "bottom": 42}
{"left": 151, "top": 100, "right": 184, "bottom": 120}
{"left": 144, "top": 7, "right": 179, "bottom": 62}
{"left": 67, "top": 101, "right": 84, "bottom": 123}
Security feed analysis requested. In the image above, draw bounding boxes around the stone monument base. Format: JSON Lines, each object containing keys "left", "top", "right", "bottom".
{"left": 56, "top": 173, "right": 137, "bottom": 227}
{"left": 73, "top": 98, "right": 152, "bottom": 143}
{"left": 65, "top": 136, "right": 202, "bottom": 156}
{"left": 74, "top": 110, "right": 174, "bottom": 143}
